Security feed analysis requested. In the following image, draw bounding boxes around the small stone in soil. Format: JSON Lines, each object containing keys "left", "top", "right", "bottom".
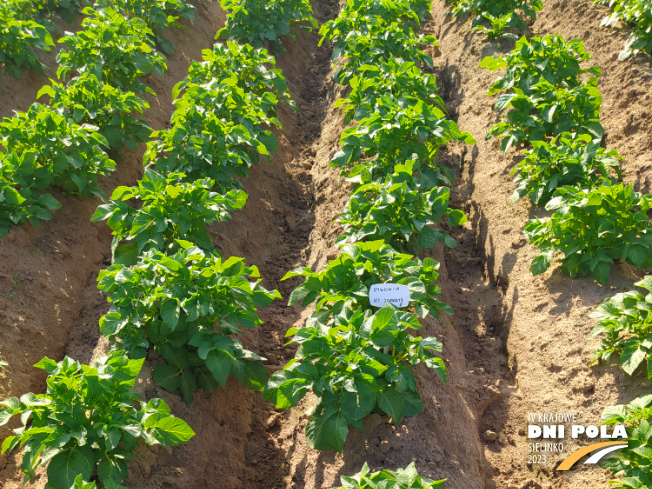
{"left": 483, "top": 430, "right": 498, "bottom": 442}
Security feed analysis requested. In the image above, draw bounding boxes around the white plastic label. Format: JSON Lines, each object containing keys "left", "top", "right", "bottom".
{"left": 369, "top": 284, "right": 410, "bottom": 308}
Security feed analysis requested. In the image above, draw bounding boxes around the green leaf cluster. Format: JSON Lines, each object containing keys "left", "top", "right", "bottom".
{"left": 470, "top": 12, "right": 528, "bottom": 40}
{"left": 40, "top": 72, "right": 152, "bottom": 152}
{"left": 482, "top": 35, "right": 604, "bottom": 153}
{"left": 524, "top": 183, "right": 652, "bottom": 284}
{"left": 321, "top": 7, "right": 437, "bottom": 85}
{"left": 0, "top": 102, "right": 115, "bottom": 237}
{"left": 0, "top": 351, "right": 195, "bottom": 489}
{"left": 57, "top": 7, "right": 168, "bottom": 95}
{"left": 482, "top": 35, "right": 600, "bottom": 96}
{"left": 274, "top": 243, "right": 451, "bottom": 447}
{"left": 95, "top": 0, "right": 196, "bottom": 54}
{"left": 144, "top": 41, "right": 290, "bottom": 192}
{"left": 446, "top": 0, "right": 542, "bottom": 20}
{"left": 445, "top": 0, "right": 543, "bottom": 39}
{"left": 0, "top": 1, "right": 54, "bottom": 77}
{"left": 96, "top": 243, "right": 280, "bottom": 403}
{"left": 29, "top": 0, "right": 88, "bottom": 24}
{"left": 283, "top": 240, "right": 453, "bottom": 322}
{"left": 265, "top": 305, "right": 447, "bottom": 451}
{"left": 337, "top": 160, "right": 467, "bottom": 253}
{"left": 600, "top": 394, "right": 652, "bottom": 487}
{"left": 328, "top": 462, "right": 446, "bottom": 489}
{"left": 510, "top": 133, "right": 622, "bottom": 206}
{"left": 590, "top": 277, "right": 652, "bottom": 377}
{"left": 486, "top": 77, "right": 604, "bottom": 152}
{"left": 217, "top": 0, "right": 317, "bottom": 53}
{"left": 596, "top": 0, "right": 652, "bottom": 60}
{"left": 92, "top": 168, "right": 247, "bottom": 256}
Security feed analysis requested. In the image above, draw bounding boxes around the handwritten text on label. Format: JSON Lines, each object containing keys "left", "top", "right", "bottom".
{"left": 369, "top": 284, "right": 410, "bottom": 308}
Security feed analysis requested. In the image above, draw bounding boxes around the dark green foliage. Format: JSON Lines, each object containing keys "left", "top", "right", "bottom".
{"left": 97, "top": 243, "right": 280, "bottom": 403}
{"left": 0, "top": 352, "right": 195, "bottom": 489}
{"left": 524, "top": 183, "right": 652, "bottom": 284}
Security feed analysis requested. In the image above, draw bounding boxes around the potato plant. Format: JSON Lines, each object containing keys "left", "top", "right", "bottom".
{"left": 524, "top": 183, "right": 652, "bottom": 284}
{"left": 0, "top": 1, "right": 54, "bottom": 77}
{"left": 96, "top": 0, "right": 197, "bottom": 53}
{"left": 480, "top": 35, "right": 601, "bottom": 96}
{"left": 40, "top": 73, "right": 152, "bottom": 152}
{"left": 97, "top": 242, "right": 280, "bottom": 403}
{"left": 590, "top": 276, "right": 652, "bottom": 378}
{"left": 510, "top": 133, "right": 622, "bottom": 206}
{"left": 595, "top": 0, "right": 652, "bottom": 60}
{"left": 144, "top": 42, "right": 291, "bottom": 191}
{"left": 267, "top": 246, "right": 449, "bottom": 451}
{"left": 329, "top": 462, "right": 446, "bottom": 489}
{"left": 338, "top": 60, "right": 445, "bottom": 115}
{"left": 57, "top": 7, "right": 167, "bottom": 95}
{"left": 600, "top": 394, "right": 652, "bottom": 488}
{"left": 323, "top": 20, "right": 439, "bottom": 85}
{"left": 485, "top": 77, "right": 604, "bottom": 153}
{"left": 92, "top": 168, "right": 247, "bottom": 260}
{"left": 282, "top": 240, "right": 453, "bottom": 322}
{"left": 0, "top": 102, "right": 114, "bottom": 237}
{"left": 445, "top": 0, "right": 542, "bottom": 39}
{"left": 264, "top": 305, "right": 446, "bottom": 451}
{"left": 0, "top": 352, "right": 195, "bottom": 489}
{"left": 320, "top": 0, "right": 433, "bottom": 66}
{"left": 217, "top": 0, "right": 317, "bottom": 53}
{"left": 337, "top": 161, "right": 467, "bottom": 253}
{"left": 445, "top": 0, "right": 542, "bottom": 21}
{"left": 330, "top": 92, "right": 473, "bottom": 186}
{"left": 0, "top": 176, "right": 61, "bottom": 239}
{"left": 481, "top": 35, "right": 606, "bottom": 153}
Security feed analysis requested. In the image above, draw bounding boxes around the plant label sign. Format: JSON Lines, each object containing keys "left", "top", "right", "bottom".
{"left": 369, "top": 284, "right": 410, "bottom": 308}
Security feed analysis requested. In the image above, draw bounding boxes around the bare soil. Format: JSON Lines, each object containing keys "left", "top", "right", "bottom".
{"left": 2, "top": 1, "right": 652, "bottom": 488}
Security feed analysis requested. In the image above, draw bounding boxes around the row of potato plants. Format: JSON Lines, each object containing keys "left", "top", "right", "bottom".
{"left": 92, "top": 40, "right": 292, "bottom": 404}
{"left": 0, "top": 2, "right": 223, "bottom": 488}
{"left": 0, "top": 2, "right": 326, "bottom": 488}
{"left": 6, "top": 0, "right": 462, "bottom": 485}
{"left": 589, "top": 277, "right": 652, "bottom": 487}
{"left": 0, "top": 0, "right": 198, "bottom": 239}
{"left": 482, "top": 33, "right": 652, "bottom": 488}
{"left": 262, "top": 0, "right": 473, "bottom": 460}
{"left": 0, "top": 0, "right": 196, "bottom": 79}
{"left": 482, "top": 34, "right": 652, "bottom": 285}
{"left": 0, "top": 0, "right": 196, "bottom": 310}
{"left": 444, "top": 0, "right": 543, "bottom": 40}
{"left": 87, "top": 0, "right": 319, "bottom": 404}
